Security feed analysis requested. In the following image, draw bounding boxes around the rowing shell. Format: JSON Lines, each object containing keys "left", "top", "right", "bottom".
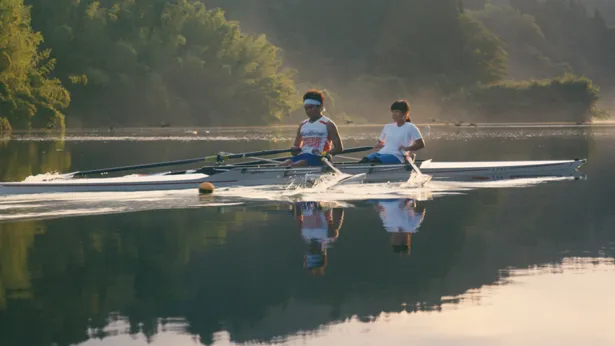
{"left": 0, "top": 173, "right": 210, "bottom": 195}
{"left": 199, "top": 159, "right": 587, "bottom": 187}
{"left": 0, "top": 159, "right": 586, "bottom": 195}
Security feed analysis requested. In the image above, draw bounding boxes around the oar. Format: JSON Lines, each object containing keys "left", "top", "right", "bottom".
{"left": 62, "top": 148, "right": 294, "bottom": 178}
{"left": 404, "top": 151, "right": 424, "bottom": 176}
{"left": 321, "top": 157, "right": 367, "bottom": 187}
{"left": 402, "top": 150, "right": 431, "bottom": 186}
{"left": 235, "top": 146, "right": 374, "bottom": 170}
{"left": 209, "top": 146, "right": 374, "bottom": 167}
{"left": 321, "top": 158, "right": 344, "bottom": 175}
{"left": 340, "top": 146, "right": 373, "bottom": 155}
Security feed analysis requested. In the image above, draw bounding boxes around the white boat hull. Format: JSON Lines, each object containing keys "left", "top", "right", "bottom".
{"left": 202, "top": 159, "right": 587, "bottom": 187}
{"left": 0, "top": 174, "right": 210, "bottom": 195}
{"left": 0, "top": 159, "right": 586, "bottom": 194}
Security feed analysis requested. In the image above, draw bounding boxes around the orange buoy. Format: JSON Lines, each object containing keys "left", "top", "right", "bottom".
{"left": 198, "top": 182, "right": 215, "bottom": 194}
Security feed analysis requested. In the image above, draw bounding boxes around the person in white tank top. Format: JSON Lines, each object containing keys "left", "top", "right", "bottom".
{"left": 281, "top": 90, "right": 344, "bottom": 167}
{"left": 291, "top": 201, "right": 345, "bottom": 276}
{"left": 361, "top": 100, "right": 425, "bottom": 164}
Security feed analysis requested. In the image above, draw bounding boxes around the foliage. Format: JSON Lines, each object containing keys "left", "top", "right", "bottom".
{"left": 202, "top": 1, "right": 504, "bottom": 91}
{"left": 4, "top": 0, "right": 614, "bottom": 127}
{"left": 0, "top": 0, "right": 70, "bottom": 130}
{"left": 25, "top": 0, "right": 297, "bottom": 126}
{"left": 508, "top": 0, "right": 615, "bottom": 89}
{"left": 0, "top": 118, "right": 11, "bottom": 134}
{"left": 443, "top": 74, "right": 601, "bottom": 122}
{"left": 468, "top": 4, "right": 572, "bottom": 80}
{"left": 580, "top": 0, "right": 615, "bottom": 25}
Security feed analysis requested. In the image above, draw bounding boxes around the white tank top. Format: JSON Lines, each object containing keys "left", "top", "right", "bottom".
{"left": 299, "top": 116, "right": 332, "bottom": 153}
{"left": 298, "top": 202, "right": 332, "bottom": 245}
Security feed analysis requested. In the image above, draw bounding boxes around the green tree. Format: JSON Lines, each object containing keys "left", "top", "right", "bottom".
{"left": 468, "top": 4, "right": 571, "bottom": 80}
{"left": 25, "top": 0, "right": 297, "bottom": 127}
{"left": 509, "top": 0, "right": 615, "bottom": 88}
{"left": 205, "top": 0, "right": 506, "bottom": 91}
{"left": 0, "top": 0, "right": 70, "bottom": 130}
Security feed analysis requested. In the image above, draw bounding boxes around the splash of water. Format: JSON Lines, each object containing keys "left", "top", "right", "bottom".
{"left": 0, "top": 172, "right": 582, "bottom": 222}
{"left": 23, "top": 172, "right": 70, "bottom": 182}
{"left": 401, "top": 171, "right": 433, "bottom": 188}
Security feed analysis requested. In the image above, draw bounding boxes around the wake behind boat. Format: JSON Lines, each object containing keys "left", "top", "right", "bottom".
{"left": 0, "top": 155, "right": 586, "bottom": 195}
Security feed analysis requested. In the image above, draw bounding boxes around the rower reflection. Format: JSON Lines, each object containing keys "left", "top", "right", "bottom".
{"left": 291, "top": 202, "right": 345, "bottom": 275}
{"left": 375, "top": 199, "right": 426, "bottom": 255}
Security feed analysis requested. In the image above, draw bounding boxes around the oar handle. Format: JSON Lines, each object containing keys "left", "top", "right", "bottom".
{"left": 216, "top": 148, "right": 295, "bottom": 161}
{"left": 338, "top": 146, "right": 373, "bottom": 155}
{"left": 196, "top": 145, "right": 374, "bottom": 167}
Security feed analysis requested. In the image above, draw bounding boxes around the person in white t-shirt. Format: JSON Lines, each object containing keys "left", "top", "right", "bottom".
{"left": 360, "top": 100, "right": 425, "bottom": 164}
{"left": 375, "top": 199, "right": 426, "bottom": 255}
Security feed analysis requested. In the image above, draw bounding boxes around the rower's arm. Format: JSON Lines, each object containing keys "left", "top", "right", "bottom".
{"left": 402, "top": 138, "right": 425, "bottom": 152}
{"left": 374, "top": 126, "right": 387, "bottom": 149}
{"left": 292, "top": 125, "right": 302, "bottom": 151}
{"left": 326, "top": 121, "right": 344, "bottom": 155}
{"left": 331, "top": 209, "right": 345, "bottom": 233}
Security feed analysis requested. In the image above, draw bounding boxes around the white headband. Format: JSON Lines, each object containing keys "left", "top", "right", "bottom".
{"left": 304, "top": 99, "right": 321, "bottom": 106}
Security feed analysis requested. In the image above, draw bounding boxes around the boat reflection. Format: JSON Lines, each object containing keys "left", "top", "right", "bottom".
{"left": 432, "top": 170, "right": 587, "bottom": 182}
{"left": 289, "top": 198, "right": 428, "bottom": 275}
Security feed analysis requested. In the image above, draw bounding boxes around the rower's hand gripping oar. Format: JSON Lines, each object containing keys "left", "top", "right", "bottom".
{"left": 59, "top": 148, "right": 294, "bottom": 179}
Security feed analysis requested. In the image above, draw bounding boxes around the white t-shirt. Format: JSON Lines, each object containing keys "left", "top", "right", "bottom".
{"left": 378, "top": 122, "right": 423, "bottom": 162}
{"left": 377, "top": 200, "right": 425, "bottom": 233}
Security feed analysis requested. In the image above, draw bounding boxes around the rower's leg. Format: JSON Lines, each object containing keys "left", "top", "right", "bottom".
{"left": 359, "top": 152, "right": 379, "bottom": 164}
{"left": 282, "top": 152, "right": 309, "bottom": 167}
{"left": 291, "top": 160, "right": 309, "bottom": 167}
{"left": 376, "top": 154, "right": 402, "bottom": 164}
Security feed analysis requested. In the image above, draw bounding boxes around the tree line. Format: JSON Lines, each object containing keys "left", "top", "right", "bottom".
{"left": 1, "top": 0, "right": 613, "bottom": 131}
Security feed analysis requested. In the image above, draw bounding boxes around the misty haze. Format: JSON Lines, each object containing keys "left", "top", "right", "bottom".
{"left": 1, "top": 1, "right": 614, "bottom": 346}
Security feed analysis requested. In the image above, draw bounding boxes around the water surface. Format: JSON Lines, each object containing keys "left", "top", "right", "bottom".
{"left": 0, "top": 125, "right": 613, "bottom": 346}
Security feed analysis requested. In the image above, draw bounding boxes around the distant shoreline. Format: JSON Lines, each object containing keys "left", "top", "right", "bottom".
{"left": 4, "top": 121, "right": 615, "bottom": 135}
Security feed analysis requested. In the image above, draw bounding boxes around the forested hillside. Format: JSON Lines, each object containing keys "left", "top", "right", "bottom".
{"left": 0, "top": 0, "right": 612, "bottom": 131}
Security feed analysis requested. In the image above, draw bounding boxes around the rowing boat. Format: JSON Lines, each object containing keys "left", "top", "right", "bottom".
{"left": 0, "top": 158, "right": 586, "bottom": 195}
{"left": 0, "top": 173, "right": 210, "bottom": 195}
{"left": 195, "top": 159, "right": 587, "bottom": 187}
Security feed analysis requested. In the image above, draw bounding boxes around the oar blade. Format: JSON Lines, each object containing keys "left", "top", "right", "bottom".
{"left": 336, "top": 173, "right": 367, "bottom": 185}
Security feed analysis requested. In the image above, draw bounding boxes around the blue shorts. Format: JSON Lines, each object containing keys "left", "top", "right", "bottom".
{"left": 291, "top": 152, "right": 323, "bottom": 166}
{"left": 365, "top": 152, "right": 403, "bottom": 164}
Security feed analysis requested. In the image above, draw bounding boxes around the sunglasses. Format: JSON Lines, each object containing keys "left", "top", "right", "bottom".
{"left": 304, "top": 105, "right": 320, "bottom": 110}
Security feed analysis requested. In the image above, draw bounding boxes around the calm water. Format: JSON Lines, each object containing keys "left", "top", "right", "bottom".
{"left": 1, "top": 125, "right": 614, "bottom": 346}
